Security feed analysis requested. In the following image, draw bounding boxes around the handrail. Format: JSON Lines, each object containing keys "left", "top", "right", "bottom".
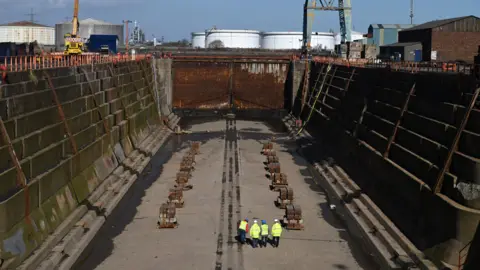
{"left": 0, "top": 53, "right": 154, "bottom": 72}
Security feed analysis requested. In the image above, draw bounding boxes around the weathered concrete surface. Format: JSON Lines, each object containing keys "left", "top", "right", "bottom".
{"left": 154, "top": 59, "right": 172, "bottom": 116}
{"left": 290, "top": 61, "right": 480, "bottom": 267}
{"left": 0, "top": 60, "right": 168, "bottom": 269}
{"left": 75, "top": 118, "right": 375, "bottom": 270}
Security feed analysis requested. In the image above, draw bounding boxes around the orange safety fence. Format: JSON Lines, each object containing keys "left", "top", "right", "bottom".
{"left": 0, "top": 53, "right": 154, "bottom": 72}
{"left": 299, "top": 56, "right": 476, "bottom": 74}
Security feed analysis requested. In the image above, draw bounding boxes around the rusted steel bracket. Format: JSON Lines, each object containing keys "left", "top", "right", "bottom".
{"left": 384, "top": 83, "right": 416, "bottom": 158}
{"left": 138, "top": 61, "right": 162, "bottom": 119}
{"left": 300, "top": 61, "right": 310, "bottom": 114}
{"left": 306, "top": 65, "right": 326, "bottom": 106}
{"left": 0, "top": 117, "right": 26, "bottom": 187}
{"left": 108, "top": 65, "right": 131, "bottom": 120}
{"left": 0, "top": 116, "right": 31, "bottom": 224}
{"left": 343, "top": 68, "right": 356, "bottom": 96}
{"left": 352, "top": 98, "right": 368, "bottom": 138}
{"left": 297, "top": 63, "right": 332, "bottom": 134}
{"left": 321, "top": 66, "right": 338, "bottom": 106}
{"left": 434, "top": 87, "right": 480, "bottom": 194}
{"left": 80, "top": 68, "right": 110, "bottom": 136}
{"left": 333, "top": 68, "right": 356, "bottom": 124}
{"left": 43, "top": 71, "right": 78, "bottom": 154}
{"left": 107, "top": 64, "right": 117, "bottom": 86}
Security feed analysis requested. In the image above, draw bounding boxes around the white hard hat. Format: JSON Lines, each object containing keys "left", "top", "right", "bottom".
{"left": 274, "top": 219, "right": 279, "bottom": 222}
{"left": 253, "top": 220, "right": 258, "bottom": 223}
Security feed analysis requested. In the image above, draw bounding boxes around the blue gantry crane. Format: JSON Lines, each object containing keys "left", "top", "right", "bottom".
{"left": 302, "top": 0, "right": 352, "bottom": 54}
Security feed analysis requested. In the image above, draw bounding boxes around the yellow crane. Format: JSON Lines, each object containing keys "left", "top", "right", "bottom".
{"left": 64, "top": 0, "right": 84, "bottom": 55}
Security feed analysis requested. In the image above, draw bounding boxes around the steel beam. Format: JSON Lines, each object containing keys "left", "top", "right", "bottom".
{"left": 434, "top": 88, "right": 480, "bottom": 194}
{"left": 384, "top": 83, "right": 416, "bottom": 158}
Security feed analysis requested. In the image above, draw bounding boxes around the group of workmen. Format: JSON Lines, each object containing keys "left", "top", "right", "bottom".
{"left": 237, "top": 218, "right": 282, "bottom": 248}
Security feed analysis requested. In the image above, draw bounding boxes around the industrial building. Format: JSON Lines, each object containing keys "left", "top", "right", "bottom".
{"left": 366, "top": 24, "right": 415, "bottom": 53}
{"left": 55, "top": 18, "right": 124, "bottom": 50}
{"left": 379, "top": 42, "right": 422, "bottom": 61}
{"left": 397, "top": 15, "right": 480, "bottom": 61}
{"left": 334, "top": 30, "right": 365, "bottom": 44}
{"left": 0, "top": 21, "right": 55, "bottom": 45}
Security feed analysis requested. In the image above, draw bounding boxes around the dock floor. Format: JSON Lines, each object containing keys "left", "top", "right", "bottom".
{"left": 76, "top": 118, "right": 376, "bottom": 270}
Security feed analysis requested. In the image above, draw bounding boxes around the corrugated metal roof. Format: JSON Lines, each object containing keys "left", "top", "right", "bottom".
{"left": 0, "top": 21, "right": 52, "bottom": 27}
{"left": 401, "top": 15, "right": 478, "bottom": 31}
{"left": 370, "top": 24, "right": 416, "bottom": 29}
{"left": 380, "top": 42, "right": 421, "bottom": 47}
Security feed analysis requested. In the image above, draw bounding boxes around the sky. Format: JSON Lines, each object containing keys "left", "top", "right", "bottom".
{"left": 0, "top": 0, "right": 478, "bottom": 41}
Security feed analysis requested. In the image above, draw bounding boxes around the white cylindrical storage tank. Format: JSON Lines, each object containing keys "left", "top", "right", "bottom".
{"left": 0, "top": 21, "right": 55, "bottom": 45}
{"left": 205, "top": 29, "right": 261, "bottom": 49}
{"left": 191, "top": 32, "right": 206, "bottom": 48}
{"left": 261, "top": 31, "right": 335, "bottom": 51}
{"left": 310, "top": 32, "right": 335, "bottom": 51}
{"left": 261, "top": 32, "right": 303, "bottom": 50}
{"left": 334, "top": 31, "right": 365, "bottom": 44}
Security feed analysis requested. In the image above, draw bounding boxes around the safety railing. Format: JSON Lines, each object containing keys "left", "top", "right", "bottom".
{"left": 364, "top": 59, "right": 476, "bottom": 74}
{"left": 301, "top": 56, "right": 478, "bottom": 74}
{"left": 0, "top": 53, "right": 153, "bottom": 72}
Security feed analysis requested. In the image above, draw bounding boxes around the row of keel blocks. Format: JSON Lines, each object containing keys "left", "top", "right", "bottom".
{"left": 262, "top": 139, "right": 304, "bottom": 230}
{"left": 157, "top": 141, "right": 201, "bottom": 228}
{"left": 284, "top": 204, "right": 304, "bottom": 230}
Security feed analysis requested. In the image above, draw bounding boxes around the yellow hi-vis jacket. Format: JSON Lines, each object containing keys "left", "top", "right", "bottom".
{"left": 250, "top": 223, "right": 260, "bottom": 239}
{"left": 238, "top": 220, "right": 247, "bottom": 231}
{"left": 261, "top": 224, "right": 269, "bottom": 236}
{"left": 272, "top": 223, "right": 282, "bottom": 237}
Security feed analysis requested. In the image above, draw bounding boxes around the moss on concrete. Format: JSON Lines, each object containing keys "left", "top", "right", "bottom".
{"left": 0, "top": 180, "right": 39, "bottom": 233}
{"left": 70, "top": 165, "right": 98, "bottom": 203}
{"left": 0, "top": 60, "right": 163, "bottom": 268}
{"left": 38, "top": 159, "right": 72, "bottom": 203}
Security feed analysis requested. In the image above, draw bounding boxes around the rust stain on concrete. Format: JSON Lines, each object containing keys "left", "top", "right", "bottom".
{"left": 234, "top": 62, "right": 288, "bottom": 109}
{"left": 173, "top": 62, "right": 230, "bottom": 109}
{"left": 172, "top": 60, "right": 288, "bottom": 110}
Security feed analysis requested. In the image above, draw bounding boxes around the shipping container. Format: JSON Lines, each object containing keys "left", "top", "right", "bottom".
{"left": 15, "top": 43, "right": 27, "bottom": 56}
{"left": 0, "top": 42, "right": 16, "bottom": 57}
{"left": 87, "top": 34, "right": 118, "bottom": 54}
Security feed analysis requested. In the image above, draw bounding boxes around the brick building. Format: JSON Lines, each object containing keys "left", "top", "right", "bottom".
{"left": 398, "top": 15, "right": 480, "bottom": 62}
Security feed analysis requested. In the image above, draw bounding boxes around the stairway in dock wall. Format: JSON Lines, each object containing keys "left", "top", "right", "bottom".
{"left": 291, "top": 61, "right": 480, "bottom": 267}
{"left": 0, "top": 60, "right": 165, "bottom": 269}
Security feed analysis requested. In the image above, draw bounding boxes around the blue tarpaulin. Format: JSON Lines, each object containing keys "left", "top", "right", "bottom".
{"left": 87, "top": 35, "right": 118, "bottom": 54}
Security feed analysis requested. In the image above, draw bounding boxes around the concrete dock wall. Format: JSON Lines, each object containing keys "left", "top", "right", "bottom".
{"left": 0, "top": 60, "right": 165, "bottom": 268}
{"left": 291, "top": 61, "right": 480, "bottom": 266}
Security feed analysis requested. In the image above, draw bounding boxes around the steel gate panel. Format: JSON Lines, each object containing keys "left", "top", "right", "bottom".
{"left": 173, "top": 61, "right": 230, "bottom": 109}
{"left": 232, "top": 62, "right": 288, "bottom": 109}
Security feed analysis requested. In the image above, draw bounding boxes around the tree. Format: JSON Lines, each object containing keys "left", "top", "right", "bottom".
{"left": 208, "top": 40, "right": 224, "bottom": 49}
{"left": 179, "top": 38, "right": 190, "bottom": 46}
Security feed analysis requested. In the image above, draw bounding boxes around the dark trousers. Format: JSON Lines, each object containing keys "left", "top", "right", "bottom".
{"left": 238, "top": 229, "right": 246, "bottom": 244}
{"left": 261, "top": 236, "right": 268, "bottom": 247}
{"left": 252, "top": 238, "right": 259, "bottom": 248}
{"left": 273, "top": 236, "right": 280, "bottom": 247}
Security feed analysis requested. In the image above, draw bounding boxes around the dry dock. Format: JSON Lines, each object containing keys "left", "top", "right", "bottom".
{"left": 75, "top": 117, "right": 376, "bottom": 270}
